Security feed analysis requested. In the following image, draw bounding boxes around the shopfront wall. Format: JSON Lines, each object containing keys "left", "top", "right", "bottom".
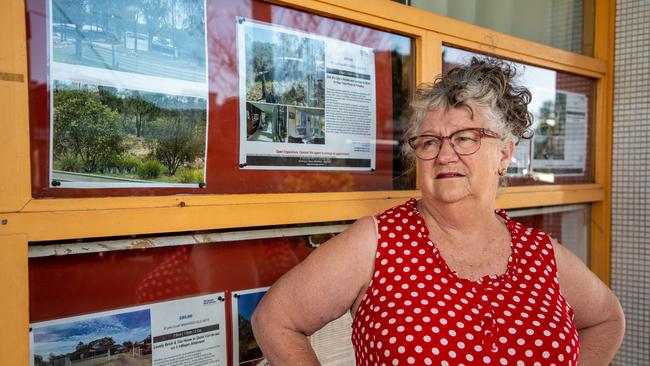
{"left": 0, "top": 0, "right": 615, "bottom": 364}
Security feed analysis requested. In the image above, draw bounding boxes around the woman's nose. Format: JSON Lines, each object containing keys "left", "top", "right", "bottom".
{"left": 436, "top": 138, "right": 459, "bottom": 163}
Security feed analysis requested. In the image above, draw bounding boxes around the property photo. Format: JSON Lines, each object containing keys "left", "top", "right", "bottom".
{"left": 286, "top": 106, "right": 325, "bottom": 144}
{"left": 246, "top": 102, "right": 288, "bottom": 143}
{"left": 244, "top": 24, "right": 325, "bottom": 109}
{"left": 52, "top": 80, "right": 207, "bottom": 185}
{"left": 32, "top": 309, "right": 152, "bottom": 366}
{"left": 51, "top": 0, "right": 206, "bottom": 83}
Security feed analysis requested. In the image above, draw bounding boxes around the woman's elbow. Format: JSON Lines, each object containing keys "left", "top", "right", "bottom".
{"left": 595, "top": 291, "right": 626, "bottom": 353}
{"left": 612, "top": 295, "right": 626, "bottom": 343}
{"left": 251, "top": 298, "right": 285, "bottom": 341}
{"left": 251, "top": 304, "right": 269, "bottom": 339}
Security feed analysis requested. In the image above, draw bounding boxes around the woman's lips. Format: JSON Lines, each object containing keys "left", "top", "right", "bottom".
{"left": 436, "top": 173, "right": 465, "bottom": 179}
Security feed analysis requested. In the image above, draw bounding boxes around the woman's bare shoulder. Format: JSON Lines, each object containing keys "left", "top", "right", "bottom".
{"left": 331, "top": 215, "right": 378, "bottom": 251}
{"left": 302, "top": 215, "right": 378, "bottom": 292}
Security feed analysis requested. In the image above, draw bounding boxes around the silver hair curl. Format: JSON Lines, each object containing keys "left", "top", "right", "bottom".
{"left": 401, "top": 57, "right": 534, "bottom": 175}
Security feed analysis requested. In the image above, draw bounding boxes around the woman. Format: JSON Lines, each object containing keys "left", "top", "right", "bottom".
{"left": 252, "top": 58, "right": 624, "bottom": 365}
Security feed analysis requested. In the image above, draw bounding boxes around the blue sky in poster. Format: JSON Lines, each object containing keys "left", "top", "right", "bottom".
{"left": 33, "top": 309, "right": 151, "bottom": 358}
{"left": 238, "top": 290, "right": 267, "bottom": 321}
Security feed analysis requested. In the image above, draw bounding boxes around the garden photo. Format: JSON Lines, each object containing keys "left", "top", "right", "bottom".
{"left": 51, "top": 0, "right": 206, "bottom": 83}
{"left": 33, "top": 309, "right": 152, "bottom": 366}
{"left": 52, "top": 80, "right": 207, "bottom": 186}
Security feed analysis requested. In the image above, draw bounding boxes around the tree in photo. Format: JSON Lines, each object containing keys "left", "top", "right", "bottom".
{"left": 143, "top": 0, "right": 168, "bottom": 52}
{"left": 175, "top": 0, "right": 206, "bottom": 60}
{"left": 247, "top": 40, "right": 275, "bottom": 101}
{"left": 149, "top": 100, "right": 205, "bottom": 176}
{"left": 33, "top": 355, "right": 45, "bottom": 366}
{"left": 52, "top": 0, "right": 206, "bottom": 82}
{"left": 53, "top": 0, "right": 90, "bottom": 59}
{"left": 127, "top": 91, "right": 158, "bottom": 138}
{"left": 86, "top": 1, "right": 123, "bottom": 68}
{"left": 98, "top": 86, "right": 158, "bottom": 139}
{"left": 53, "top": 87, "right": 124, "bottom": 173}
{"left": 238, "top": 314, "right": 263, "bottom": 363}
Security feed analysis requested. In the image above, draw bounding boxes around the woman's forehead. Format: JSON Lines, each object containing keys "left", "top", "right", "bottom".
{"left": 419, "top": 106, "right": 490, "bottom": 133}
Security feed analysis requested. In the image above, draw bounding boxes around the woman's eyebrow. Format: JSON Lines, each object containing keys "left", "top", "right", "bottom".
{"left": 417, "top": 126, "right": 478, "bottom": 135}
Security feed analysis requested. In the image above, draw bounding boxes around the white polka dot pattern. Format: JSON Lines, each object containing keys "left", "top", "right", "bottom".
{"left": 351, "top": 199, "right": 580, "bottom": 365}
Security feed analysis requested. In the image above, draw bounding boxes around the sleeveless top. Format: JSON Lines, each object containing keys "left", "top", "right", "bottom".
{"left": 351, "top": 199, "right": 580, "bottom": 366}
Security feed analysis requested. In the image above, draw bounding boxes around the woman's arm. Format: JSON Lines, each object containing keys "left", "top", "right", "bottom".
{"left": 554, "top": 242, "right": 625, "bottom": 366}
{"left": 251, "top": 216, "right": 377, "bottom": 365}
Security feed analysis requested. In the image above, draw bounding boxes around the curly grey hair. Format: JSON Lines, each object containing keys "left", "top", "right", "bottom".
{"left": 401, "top": 57, "right": 533, "bottom": 171}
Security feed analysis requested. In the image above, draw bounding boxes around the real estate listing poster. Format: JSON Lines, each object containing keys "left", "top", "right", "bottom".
{"left": 237, "top": 18, "right": 377, "bottom": 171}
{"left": 48, "top": 0, "right": 209, "bottom": 188}
{"left": 531, "top": 90, "right": 588, "bottom": 176}
{"left": 30, "top": 293, "right": 227, "bottom": 366}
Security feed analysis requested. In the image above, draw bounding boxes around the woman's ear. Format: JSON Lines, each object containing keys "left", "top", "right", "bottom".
{"left": 499, "top": 139, "right": 515, "bottom": 170}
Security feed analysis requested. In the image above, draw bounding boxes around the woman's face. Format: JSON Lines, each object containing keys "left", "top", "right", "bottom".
{"left": 416, "top": 106, "right": 514, "bottom": 206}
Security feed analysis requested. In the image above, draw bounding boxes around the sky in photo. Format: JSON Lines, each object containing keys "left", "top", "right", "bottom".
{"left": 33, "top": 309, "right": 151, "bottom": 358}
{"left": 237, "top": 291, "right": 267, "bottom": 321}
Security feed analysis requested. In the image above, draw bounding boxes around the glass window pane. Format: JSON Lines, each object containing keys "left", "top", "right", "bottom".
{"left": 28, "top": 223, "right": 350, "bottom": 321}
{"left": 400, "top": 0, "right": 594, "bottom": 56}
{"left": 443, "top": 47, "right": 596, "bottom": 185}
{"left": 26, "top": 0, "right": 415, "bottom": 197}
{"left": 509, "top": 204, "right": 591, "bottom": 265}
{"left": 28, "top": 223, "right": 358, "bottom": 362}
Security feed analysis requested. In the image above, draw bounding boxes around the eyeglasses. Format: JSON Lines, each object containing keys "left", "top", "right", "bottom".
{"left": 408, "top": 127, "right": 501, "bottom": 160}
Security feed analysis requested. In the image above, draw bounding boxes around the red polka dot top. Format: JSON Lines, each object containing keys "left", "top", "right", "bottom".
{"left": 352, "top": 199, "right": 580, "bottom": 366}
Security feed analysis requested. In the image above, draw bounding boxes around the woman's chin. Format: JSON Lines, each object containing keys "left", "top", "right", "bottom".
{"left": 432, "top": 190, "right": 470, "bottom": 204}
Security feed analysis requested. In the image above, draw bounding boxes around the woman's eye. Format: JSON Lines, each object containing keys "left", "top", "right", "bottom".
{"left": 422, "top": 139, "right": 440, "bottom": 147}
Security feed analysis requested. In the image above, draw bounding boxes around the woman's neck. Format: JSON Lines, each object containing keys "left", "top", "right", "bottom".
{"left": 418, "top": 197, "right": 501, "bottom": 240}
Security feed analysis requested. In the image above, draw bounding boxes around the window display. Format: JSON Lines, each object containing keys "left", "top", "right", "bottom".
{"left": 510, "top": 204, "right": 590, "bottom": 264}
{"left": 31, "top": 293, "right": 227, "bottom": 366}
{"left": 26, "top": 0, "right": 415, "bottom": 197}
{"left": 238, "top": 19, "right": 376, "bottom": 171}
{"left": 47, "top": 0, "right": 208, "bottom": 188}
